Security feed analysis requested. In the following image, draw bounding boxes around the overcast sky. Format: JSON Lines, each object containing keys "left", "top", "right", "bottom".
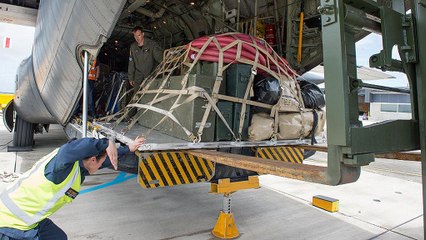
{"left": 0, "top": 22, "right": 408, "bottom": 93}
{"left": 0, "top": 22, "right": 35, "bottom": 93}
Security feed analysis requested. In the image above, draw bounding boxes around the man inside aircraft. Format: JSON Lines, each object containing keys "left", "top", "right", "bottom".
{"left": 128, "top": 26, "right": 163, "bottom": 89}
{"left": 0, "top": 136, "right": 145, "bottom": 240}
{"left": 87, "top": 58, "right": 100, "bottom": 117}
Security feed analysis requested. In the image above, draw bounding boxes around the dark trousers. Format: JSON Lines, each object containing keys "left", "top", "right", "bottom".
{"left": 87, "top": 80, "right": 96, "bottom": 116}
{"left": 37, "top": 218, "right": 67, "bottom": 240}
{"left": 0, "top": 218, "right": 67, "bottom": 240}
{"left": 73, "top": 80, "right": 96, "bottom": 117}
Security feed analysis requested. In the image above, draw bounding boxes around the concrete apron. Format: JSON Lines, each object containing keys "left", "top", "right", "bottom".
{"left": 0, "top": 111, "right": 423, "bottom": 239}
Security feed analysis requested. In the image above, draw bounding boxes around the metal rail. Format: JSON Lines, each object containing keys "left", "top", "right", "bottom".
{"left": 91, "top": 122, "right": 313, "bottom": 151}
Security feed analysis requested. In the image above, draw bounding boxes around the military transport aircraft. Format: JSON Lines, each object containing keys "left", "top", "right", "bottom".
{"left": 2, "top": 0, "right": 419, "bottom": 237}
{"left": 3, "top": 0, "right": 409, "bottom": 186}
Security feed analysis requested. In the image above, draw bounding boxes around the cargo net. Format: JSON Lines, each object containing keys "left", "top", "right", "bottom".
{"left": 101, "top": 33, "right": 325, "bottom": 143}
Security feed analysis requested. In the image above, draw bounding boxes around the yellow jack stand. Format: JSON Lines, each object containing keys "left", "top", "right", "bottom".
{"left": 212, "top": 193, "right": 239, "bottom": 239}
{"left": 210, "top": 176, "right": 260, "bottom": 239}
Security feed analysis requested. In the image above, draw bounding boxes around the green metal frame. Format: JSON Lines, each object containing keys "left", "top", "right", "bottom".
{"left": 412, "top": 0, "right": 426, "bottom": 237}
{"left": 321, "top": 0, "right": 426, "bottom": 234}
{"left": 320, "top": 0, "right": 421, "bottom": 181}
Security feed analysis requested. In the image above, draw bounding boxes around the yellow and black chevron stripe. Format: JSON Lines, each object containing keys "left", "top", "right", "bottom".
{"left": 255, "top": 146, "right": 304, "bottom": 164}
{"left": 138, "top": 151, "right": 214, "bottom": 189}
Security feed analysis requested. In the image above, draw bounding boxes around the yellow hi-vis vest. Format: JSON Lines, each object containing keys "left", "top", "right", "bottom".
{"left": 0, "top": 148, "right": 81, "bottom": 230}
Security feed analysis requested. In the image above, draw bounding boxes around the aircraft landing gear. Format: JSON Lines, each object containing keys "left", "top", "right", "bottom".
{"left": 10, "top": 114, "right": 34, "bottom": 151}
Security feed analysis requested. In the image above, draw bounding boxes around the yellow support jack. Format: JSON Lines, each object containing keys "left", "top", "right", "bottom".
{"left": 210, "top": 176, "right": 260, "bottom": 239}
{"left": 212, "top": 193, "right": 239, "bottom": 239}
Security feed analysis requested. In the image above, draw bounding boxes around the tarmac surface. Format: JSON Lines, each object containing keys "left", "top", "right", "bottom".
{"left": 0, "top": 111, "right": 423, "bottom": 240}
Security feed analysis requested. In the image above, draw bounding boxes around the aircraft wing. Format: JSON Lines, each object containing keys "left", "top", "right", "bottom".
{"left": 299, "top": 65, "right": 395, "bottom": 84}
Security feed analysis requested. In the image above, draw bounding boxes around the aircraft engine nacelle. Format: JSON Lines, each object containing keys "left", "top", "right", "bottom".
{"left": 13, "top": 57, "right": 56, "bottom": 124}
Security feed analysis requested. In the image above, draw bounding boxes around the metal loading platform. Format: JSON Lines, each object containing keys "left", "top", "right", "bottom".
{"left": 66, "top": 119, "right": 319, "bottom": 239}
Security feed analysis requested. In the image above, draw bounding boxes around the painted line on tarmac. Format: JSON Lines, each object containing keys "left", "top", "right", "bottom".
{"left": 80, "top": 172, "right": 136, "bottom": 195}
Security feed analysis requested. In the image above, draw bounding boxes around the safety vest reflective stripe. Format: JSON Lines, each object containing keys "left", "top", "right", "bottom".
{"left": 0, "top": 156, "right": 48, "bottom": 225}
{"left": 88, "top": 60, "right": 97, "bottom": 80}
{"left": 0, "top": 149, "right": 80, "bottom": 226}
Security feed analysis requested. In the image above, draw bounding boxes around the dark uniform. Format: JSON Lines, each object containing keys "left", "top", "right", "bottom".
{"left": 128, "top": 37, "right": 163, "bottom": 87}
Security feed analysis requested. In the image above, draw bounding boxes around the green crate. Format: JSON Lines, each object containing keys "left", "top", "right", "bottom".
{"left": 191, "top": 61, "right": 218, "bottom": 76}
{"left": 215, "top": 101, "right": 250, "bottom": 141}
{"left": 215, "top": 101, "right": 234, "bottom": 141}
{"left": 233, "top": 103, "right": 250, "bottom": 141}
{"left": 225, "top": 64, "right": 252, "bottom": 98}
{"left": 138, "top": 74, "right": 216, "bottom": 141}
